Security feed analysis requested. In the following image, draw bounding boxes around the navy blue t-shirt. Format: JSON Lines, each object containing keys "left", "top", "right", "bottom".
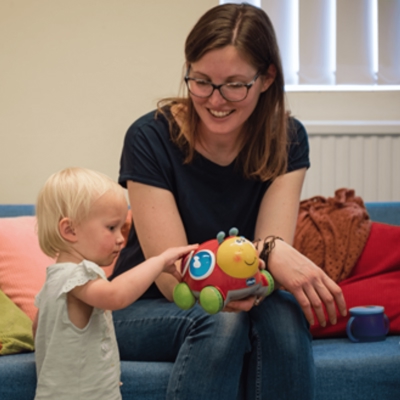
{"left": 111, "top": 109, "right": 310, "bottom": 298}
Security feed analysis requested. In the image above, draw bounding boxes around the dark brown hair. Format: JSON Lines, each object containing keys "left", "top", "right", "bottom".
{"left": 158, "top": 2, "right": 288, "bottom": 181}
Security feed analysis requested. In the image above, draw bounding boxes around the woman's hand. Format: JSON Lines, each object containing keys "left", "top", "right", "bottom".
{"left": 267, "top": 239, "right": 347, "bottom": 327}
{"left": 223, "top": 296, "right": 260, "bottom": 313}
{"left": 222, "top": 259, "right": 266, "bottom": 312}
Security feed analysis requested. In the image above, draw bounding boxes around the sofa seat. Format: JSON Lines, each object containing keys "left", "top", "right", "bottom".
{"left": 314, "top": 336, "right": 400, "bottom": 400}
{"left": 0, "top": 352, "right": 172, "bottom": 400}
{"left": 1, "top": 336, "right": 400, "bottom": 400}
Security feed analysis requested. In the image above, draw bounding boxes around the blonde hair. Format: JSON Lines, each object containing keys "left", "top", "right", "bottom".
{"left": 36, "top": 167, "right": 126, "bottom": 258}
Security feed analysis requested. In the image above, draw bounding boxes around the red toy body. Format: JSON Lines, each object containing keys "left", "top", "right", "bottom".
{"left": 173, "top": 228, "right": 274, "bottom": 314}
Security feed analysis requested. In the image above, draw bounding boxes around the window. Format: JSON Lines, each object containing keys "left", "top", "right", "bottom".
{"left": 221, "top": 0, "right": 400, "bottom": 91}
{"left": 220, "top": 0, "right": 400, "bottom": 201}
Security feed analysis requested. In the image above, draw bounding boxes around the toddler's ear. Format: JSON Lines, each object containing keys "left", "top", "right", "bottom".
{"left": 59, "top": 218, "right": 78, "bottom": 243}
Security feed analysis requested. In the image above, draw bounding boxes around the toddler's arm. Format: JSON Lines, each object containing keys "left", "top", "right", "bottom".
{"left": 70, "top": 244, "right": 198, "bottom": 310}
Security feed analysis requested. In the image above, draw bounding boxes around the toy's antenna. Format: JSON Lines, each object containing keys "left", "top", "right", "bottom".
{"left": 229, "top": 227, "right": 239, "bottom": 236}
{"left": 216, "top": 231, "right": 225, "bottom": 244}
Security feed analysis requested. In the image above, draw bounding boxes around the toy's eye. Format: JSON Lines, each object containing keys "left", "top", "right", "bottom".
{"left": 235, "top": 238, "right": 245, "bottom": 244}
{"left": 189, "top": 250, "right": 215, "bottom": 280}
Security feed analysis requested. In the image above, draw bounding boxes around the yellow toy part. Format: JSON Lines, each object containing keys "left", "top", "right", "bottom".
{"left": 216, "top": 236, "right": 259, "bottom": 279}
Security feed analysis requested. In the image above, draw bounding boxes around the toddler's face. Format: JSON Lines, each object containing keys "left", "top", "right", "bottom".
{"left": 73, "top": 192, "right": 128, "bottom": 266}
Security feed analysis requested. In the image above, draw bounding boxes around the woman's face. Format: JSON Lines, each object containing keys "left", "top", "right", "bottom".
{"left": 188, "top": 45, "right": 275, "bottom": 140}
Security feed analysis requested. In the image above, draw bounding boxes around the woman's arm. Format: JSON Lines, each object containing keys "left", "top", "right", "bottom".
{"left": 126, "top": 180, "right": 189, "bottom": 301}
{"left": 254, "top": 168, "right": 306, "bottom": 245}
{"left": 253, "top": 168, "right": 347, "bottom": 327}
{"left": 224, "top": 168, "right": 305, "bottom": 313}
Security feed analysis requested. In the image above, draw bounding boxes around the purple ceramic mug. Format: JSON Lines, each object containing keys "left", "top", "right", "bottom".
{"left": 346, "top": 305, "right": 390, "bottom": 343}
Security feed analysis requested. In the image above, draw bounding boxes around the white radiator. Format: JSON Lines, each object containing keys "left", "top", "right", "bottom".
{"left": 301, "top": 122, "right": 400, "bottom": 202}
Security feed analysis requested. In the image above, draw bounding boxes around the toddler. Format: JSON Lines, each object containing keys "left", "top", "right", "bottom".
{"left": 33, "top": 167, "right": 197, "bottom": 400}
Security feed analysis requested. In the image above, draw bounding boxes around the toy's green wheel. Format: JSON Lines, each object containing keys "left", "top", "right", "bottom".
{"left": 173, "top": 283, "right": 196, "bottom": 310}
{"left": 199, "top": 286, "right": 224, "bottom": 314}
{"left": 261, "top": 270, "right": 275, "bottom": 296}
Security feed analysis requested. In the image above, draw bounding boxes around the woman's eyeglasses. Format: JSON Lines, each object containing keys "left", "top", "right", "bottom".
{"left": 184, "top": 69, "right": 260, "bottom": 102}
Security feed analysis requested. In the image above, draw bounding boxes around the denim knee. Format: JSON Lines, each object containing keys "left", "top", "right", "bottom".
{"left": 245, "top": 290, "right": 315, "bottom": 400}
{"left": 253, "top": 290, "right": 312, "bottom": 344}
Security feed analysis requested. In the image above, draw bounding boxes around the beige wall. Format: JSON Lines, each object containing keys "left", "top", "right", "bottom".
{"left": 1, "top": 1, "right": 399, "bottom": 204}
{"left": 0, "top": 0, "right": 218, "bottom": 203}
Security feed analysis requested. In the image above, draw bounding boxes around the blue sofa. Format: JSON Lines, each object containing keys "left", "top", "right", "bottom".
{"left": 0, "top": 203, "right": 399, "bottom": 400}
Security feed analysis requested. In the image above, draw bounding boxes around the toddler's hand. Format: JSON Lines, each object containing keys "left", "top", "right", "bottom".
{"left": 159, "top": 244, "right": 199, "bottom": 280}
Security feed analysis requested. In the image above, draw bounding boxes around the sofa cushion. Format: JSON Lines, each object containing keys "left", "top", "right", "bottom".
{"left": 0, "top": 290, "right": 34, "bottom": 355}
{"left": 0, "top": 353, "right": 37, "bottom": 400}
{"left": 2, "top": 338, "right": 400, "bottom": 400}
{"left": 0, "top": 216, "right": 54, "bottom": 321}
{"left": 0, "top": 353, "right": 173, "bottom": 400}
{"left": 313, "top": 336, "right": 400, "bottom": 400}
{"left": 311, "top": 222, "right": 400, "bottom": 337}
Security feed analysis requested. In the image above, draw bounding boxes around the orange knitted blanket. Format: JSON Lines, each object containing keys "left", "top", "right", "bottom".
{"left": 293, "top": 188, "right": 372, "bottom": 283}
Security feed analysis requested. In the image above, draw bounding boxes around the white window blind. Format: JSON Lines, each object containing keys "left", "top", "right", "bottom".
{"left": 220, "top": 0, "right": 400, "bottom": 88}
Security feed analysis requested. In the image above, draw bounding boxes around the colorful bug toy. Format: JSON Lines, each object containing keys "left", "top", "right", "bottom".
{"left": 173, "top": 228, "right": 274, "bottom": 314}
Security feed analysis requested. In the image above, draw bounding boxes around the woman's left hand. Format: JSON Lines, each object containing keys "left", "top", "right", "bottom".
{"left": 223, "top": 296, "right": 260, "bottom": 312}
{"left": 223, "top": 259, "right": 266, "bottom": 312}
{"left": 267, "top": 239, "right": 347, "bottom": 327}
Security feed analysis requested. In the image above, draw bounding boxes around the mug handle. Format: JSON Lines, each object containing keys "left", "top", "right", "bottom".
{"left": 384, "top": 314, "right": 390, "bottom": 334}
{"left": 346, "top": 317, "right": 359, "bottom": 342}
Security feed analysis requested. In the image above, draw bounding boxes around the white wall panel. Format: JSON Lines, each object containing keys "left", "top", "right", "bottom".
{"left": 349, "top": 136, "right": 365, "bottom": 196}
{"left": 377, "top": 136, "right": 392, "bottom": 201}
{"left": 391, "top": 138, "right": 400, "bottom": 200}
{"left": 320, "top": 136, "right": 337, "bottom": 196}
{"left": 302, "top": 133, "right": 400, "bottom": 201}
{"left": 334, "top": 136, "right": 350, "bottom": 189}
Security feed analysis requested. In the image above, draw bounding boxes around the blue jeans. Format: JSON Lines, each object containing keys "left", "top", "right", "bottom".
{"left": 113, "top": 290, "right": 315, "bottom": 400}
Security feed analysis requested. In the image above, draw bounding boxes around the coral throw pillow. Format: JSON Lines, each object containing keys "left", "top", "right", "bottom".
{"left": 0, "top": 216, "right": 54, "bottom": 321}
{"left": 311, "top": 222, "right": 400, "bottom": 338}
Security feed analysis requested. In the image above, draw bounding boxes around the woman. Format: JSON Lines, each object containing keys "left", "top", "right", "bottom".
{"left": 111, "top": 3, "right": 347, "bottom": 399}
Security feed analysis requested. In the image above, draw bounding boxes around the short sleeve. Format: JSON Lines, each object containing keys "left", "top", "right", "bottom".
{"left": 34, "top": 290, "right": 42, "bottom": 308}
{"left": 60, "top": 261, "right": 106, "bottom": 296}
{"left": 118, "top": 111, "right": 177, "bottom": 191}
{"left": 287, "top": 118, "right": 310, "bottom": 173}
